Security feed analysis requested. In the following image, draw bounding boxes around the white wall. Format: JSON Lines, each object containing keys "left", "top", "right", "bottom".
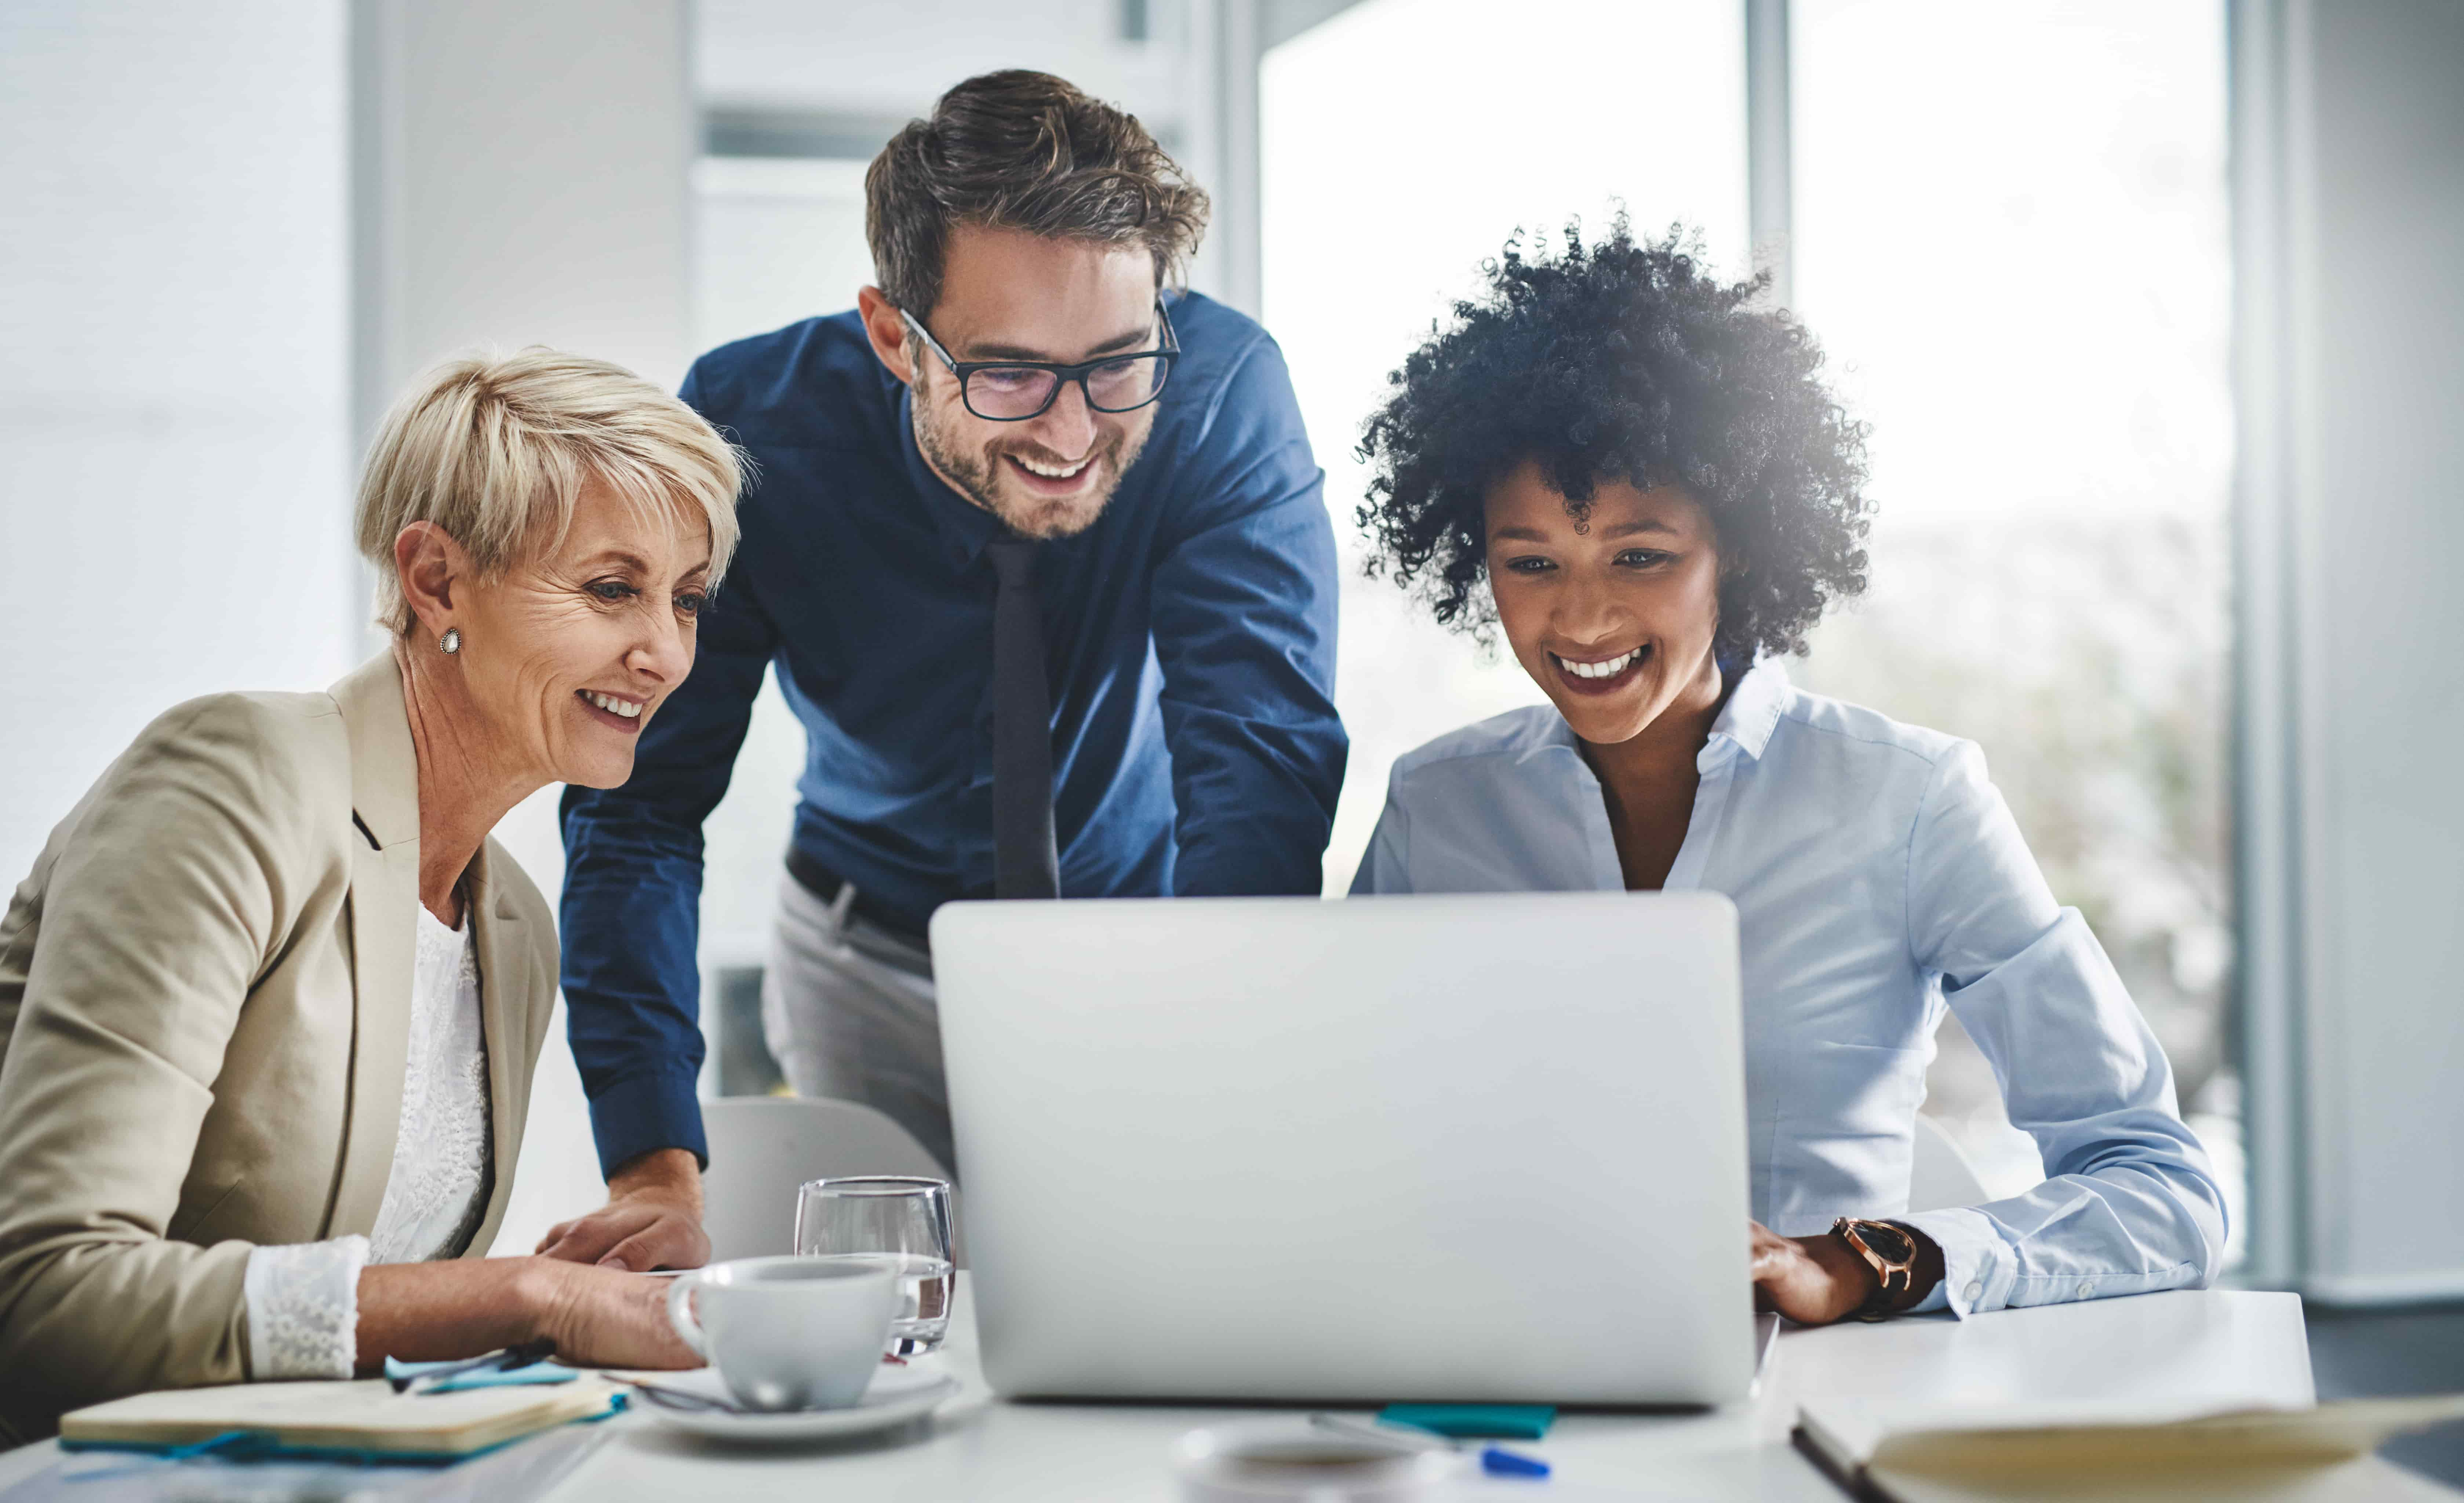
{"left": 0, "top": 1, "right": 353, "bottom": 888}
{"left": 692, "top": 0, "right": 1249, "bottom": 309}
{"left": 359, "top": 0, "right": 693, "bottom": 403}
{"left": 2238, "top": 0, "right": 2464, "bottom": 1301}
{"left": 693, "top": 157, "right": 876, "bottom": 351}
{"left": 698, "top": 0, "right": 1197, "bottom": 123}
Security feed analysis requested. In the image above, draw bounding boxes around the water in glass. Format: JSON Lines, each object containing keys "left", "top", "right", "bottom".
{"left": 884, "top": 1251, "right": 955, "bottom": 1354}
{"left": 796, "top": 1175, "right": 956, "bottom": 1356}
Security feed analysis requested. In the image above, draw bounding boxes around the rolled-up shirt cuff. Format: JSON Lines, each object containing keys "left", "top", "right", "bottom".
{"left": 1899, "top": 1207, "right": 2009, "bottom": 1319}
{"left": 588, "top": 1067, "right": 708, "bottom": 1179}
{"left": 243, "top": 1235, "right": 369, "bottom": 1379}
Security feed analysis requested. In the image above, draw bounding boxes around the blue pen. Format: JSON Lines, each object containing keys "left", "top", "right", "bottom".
{"left": 386, "top": 1336, "right": 558, "bottom": 1395}
{"left": 1309, "top": 1412, "right": 1553, "bottom": 1480}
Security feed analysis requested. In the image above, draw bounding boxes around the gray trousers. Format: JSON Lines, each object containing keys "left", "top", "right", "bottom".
{"left": 760, "top": 873, "right": 953, "bottom": 1175}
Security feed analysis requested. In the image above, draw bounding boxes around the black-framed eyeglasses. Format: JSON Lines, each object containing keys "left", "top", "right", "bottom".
{"left": 900, "top": 300, "right": 1180, "bottom": 422}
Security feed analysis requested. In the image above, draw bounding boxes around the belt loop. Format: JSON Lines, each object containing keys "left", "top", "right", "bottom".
{"left": 828, "top": 879, "right": 859, "bottom": 934}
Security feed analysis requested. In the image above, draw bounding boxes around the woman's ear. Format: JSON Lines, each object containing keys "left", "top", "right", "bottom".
{"left": 394, "top": 521, "right": 470, "bottom": 645}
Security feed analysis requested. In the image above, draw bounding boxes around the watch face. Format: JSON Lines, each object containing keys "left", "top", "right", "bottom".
{"left": 1859, "top": 1221, "right": 1916, "bottom": 1264}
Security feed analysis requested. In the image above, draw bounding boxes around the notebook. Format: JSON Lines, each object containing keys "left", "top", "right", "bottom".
{"left": 1794, "top": 1393, "right": 2464, "bottom": 1502}
{"left": 59, "top": 1376, "right": 623, "bottom": 1460}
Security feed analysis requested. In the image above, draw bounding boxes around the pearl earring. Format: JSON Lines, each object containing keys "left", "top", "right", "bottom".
{"left": 440, "top": 627, "right": 462, "bottom": 655}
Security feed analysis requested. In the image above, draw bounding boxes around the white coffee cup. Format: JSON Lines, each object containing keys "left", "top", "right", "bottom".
{"left": 1172, "top": 1420, "right": 1456, "bottom": 1502}
{"left": 665, "top": 1254, "right": 900, "bottom": 1412}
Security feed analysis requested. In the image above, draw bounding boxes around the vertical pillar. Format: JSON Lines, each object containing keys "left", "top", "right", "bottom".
{"left": 1212, "top": 0, "right": 1265, "bottom": 319}
{"left": 2228, "top": 0, "right": 2308, "bottom": 1296}
{"left": 1745, "top": 0, "right": 1793, "bottom": 307}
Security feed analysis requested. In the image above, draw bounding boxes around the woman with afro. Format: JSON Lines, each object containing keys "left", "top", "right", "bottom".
{"left": 1350, "top": 220, "right": 2223, "bottom": 1327}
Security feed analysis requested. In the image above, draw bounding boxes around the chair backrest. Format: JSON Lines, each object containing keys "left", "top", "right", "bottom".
{"left": 700, "top": 1095, "right": 956, "bottom": 1264}
{"left": 1907, "top": 1111, "right": 1993, "bottom": 1213}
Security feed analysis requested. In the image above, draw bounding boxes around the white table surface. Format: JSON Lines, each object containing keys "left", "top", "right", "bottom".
{"left": 0, "top": 1283, "right": 2311, "bottom": 1502}
{"left": 561, "top": 1282, "right": 2311, "bottom": 1502}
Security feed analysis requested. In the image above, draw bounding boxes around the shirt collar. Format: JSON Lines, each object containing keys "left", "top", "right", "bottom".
{"left": 1704, "top": 656, "right": 1790, "bottom": 765}
{"left": 1513, "top": 655, "right": 1792, "bottom": 772}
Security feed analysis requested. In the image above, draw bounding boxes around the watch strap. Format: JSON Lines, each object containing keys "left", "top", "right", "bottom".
{"left": 1832, "top": 1217, "right": 1915, "bottom": 1322}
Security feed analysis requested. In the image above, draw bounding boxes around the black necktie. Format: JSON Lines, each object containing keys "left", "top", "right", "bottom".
{"left": 987, "top": 538, "right": 1059, "bottom": 900}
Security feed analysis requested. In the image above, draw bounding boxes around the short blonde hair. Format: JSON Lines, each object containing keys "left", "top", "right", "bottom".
{"left": 356, "top": 347, "right": 746, "bottom": 634}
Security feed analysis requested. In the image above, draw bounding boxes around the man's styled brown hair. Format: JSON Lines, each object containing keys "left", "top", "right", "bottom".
{"left": 866, "top": 70, "right": 1211, "bottom": 317}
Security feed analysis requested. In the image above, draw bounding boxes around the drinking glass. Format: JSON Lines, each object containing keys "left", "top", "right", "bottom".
{"left": 794, "top": 1175, "right": 955, "bottom": 1356}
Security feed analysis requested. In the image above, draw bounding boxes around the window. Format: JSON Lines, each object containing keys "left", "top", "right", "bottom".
{"left": 1789, "top": 0, "right": 2239, "bottom": 1246}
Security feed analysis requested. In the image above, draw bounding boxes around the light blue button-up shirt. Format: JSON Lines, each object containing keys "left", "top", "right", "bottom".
{"left": 1350, "top": 660, "right": 2225, "bottom": 1316}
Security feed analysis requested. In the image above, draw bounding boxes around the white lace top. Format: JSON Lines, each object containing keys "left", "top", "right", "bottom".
{"left": 240, "top": 905, "right": 493, "bottom": 1378}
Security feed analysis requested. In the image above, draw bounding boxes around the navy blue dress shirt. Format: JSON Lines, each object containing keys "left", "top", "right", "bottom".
{"left": 558, "top": 292, "right": 1347, "bottom": 1175}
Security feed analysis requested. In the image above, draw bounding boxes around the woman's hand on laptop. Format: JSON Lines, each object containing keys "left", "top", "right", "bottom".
{"left": 1747, "top": 1220, "right": 1941, "bottom": 1325}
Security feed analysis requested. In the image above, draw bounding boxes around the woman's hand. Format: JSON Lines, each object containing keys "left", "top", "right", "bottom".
{"left": 536, "top": 1148, "right": 711, "bottom": 1272}
{"left": 1748, "top": 1219, "right": 1944, "bottom": 1326}
{"left": 525, "top": 1260, "right": 702, "bottom": 1371}
{"left": 359, "top": 1256, "right": 697, "bottom": 1372}
{"left": 1749, "top": 1221, "right": 1881, "bottom": 1326}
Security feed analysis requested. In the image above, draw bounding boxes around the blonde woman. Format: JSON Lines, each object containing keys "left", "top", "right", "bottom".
{"left": 0, "top": 350, "right": 741, "bottom": 1442}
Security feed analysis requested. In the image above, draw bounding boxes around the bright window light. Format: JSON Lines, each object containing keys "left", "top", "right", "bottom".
{"left": 1790, "top": 0, "right": 2239, "bottom": 1248}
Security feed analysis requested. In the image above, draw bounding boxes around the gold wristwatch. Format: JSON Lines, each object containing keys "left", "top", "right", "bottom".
{"left": 1831, "top": 1217, "right": 1918, "bottom": 1322}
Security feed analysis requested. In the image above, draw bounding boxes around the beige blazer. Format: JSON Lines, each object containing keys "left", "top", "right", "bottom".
{"left": 0, "top": 654, "right": 558, "bottom": 1442}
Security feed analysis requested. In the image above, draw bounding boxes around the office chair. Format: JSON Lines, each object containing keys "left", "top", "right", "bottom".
{"left": 701, "top": 1095, "right": 957, "bottom": 1263}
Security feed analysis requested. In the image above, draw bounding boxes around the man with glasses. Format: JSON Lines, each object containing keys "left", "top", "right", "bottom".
{"left": 543, "top": 70, "right": 1346, "bottom": 1268}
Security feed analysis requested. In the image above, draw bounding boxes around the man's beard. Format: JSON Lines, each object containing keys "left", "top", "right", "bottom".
{"left": 913, "top": 403, "right": 1150, "bottom": 541}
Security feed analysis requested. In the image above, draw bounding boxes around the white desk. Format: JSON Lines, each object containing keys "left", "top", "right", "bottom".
{"left": 0, "top": 1286, "right": 2310, "bottom": 1501}
{"left": 550, "top": 1284, "right": 2311, "bottom": 1502}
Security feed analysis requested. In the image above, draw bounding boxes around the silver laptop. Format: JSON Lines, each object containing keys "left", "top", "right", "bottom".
{"left": 930, "top": 891, "right": 1757, "bottom": 1407}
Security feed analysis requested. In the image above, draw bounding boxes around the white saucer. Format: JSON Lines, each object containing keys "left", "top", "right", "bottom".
{"left": 631, "top": 1361, "right": 961, "bottom": 1444}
